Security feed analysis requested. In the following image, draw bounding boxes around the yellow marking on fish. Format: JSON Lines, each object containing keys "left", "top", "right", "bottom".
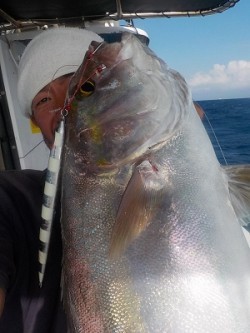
{"left": 88, "top": 121, "right": 110, "bottom": 166}
{"left": 90, "top": 122, "right": 103, "bottom": 144}
{"left": 97, "top": 158, "right": 110, "bottom": 166}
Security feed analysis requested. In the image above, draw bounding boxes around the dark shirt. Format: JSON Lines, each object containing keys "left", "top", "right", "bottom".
{"left": 0, "top": 169, "right": 67, "bottom": 332}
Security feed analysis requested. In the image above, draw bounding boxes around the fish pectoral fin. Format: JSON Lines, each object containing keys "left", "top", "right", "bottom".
{"left": 225, "top": 164, "right": 250, "bottom": 226}
{"left": 109, "top": 160, "right": 165, "bottom": 259}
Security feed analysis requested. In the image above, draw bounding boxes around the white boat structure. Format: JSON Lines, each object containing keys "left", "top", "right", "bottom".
{"left": 0, "top": 0, "right": 240, "bottom": 170}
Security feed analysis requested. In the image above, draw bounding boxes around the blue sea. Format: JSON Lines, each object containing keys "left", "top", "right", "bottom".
{"left": 198, "top": 98, "right": 250, "bottom": 165}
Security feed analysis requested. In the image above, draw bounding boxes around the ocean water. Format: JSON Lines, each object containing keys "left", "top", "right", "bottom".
{"left": 198, "top": 98, "right": 250, "bottom": 165}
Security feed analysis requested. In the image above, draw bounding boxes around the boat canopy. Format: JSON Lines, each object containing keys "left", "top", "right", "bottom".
{"left": 0, "top": 0, "right": 239, "bottom": 33}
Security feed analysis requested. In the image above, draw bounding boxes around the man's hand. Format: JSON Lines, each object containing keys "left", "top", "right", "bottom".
{"left": 0, "top": 288, "right": 5, "bottom": 317}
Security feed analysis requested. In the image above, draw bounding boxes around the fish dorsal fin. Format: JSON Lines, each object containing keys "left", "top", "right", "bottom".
{"left": 109, "top": 160, "right": 165, "bottom": 259}
{"left": 224, "top": 164, "right": 250, "bottom": 226}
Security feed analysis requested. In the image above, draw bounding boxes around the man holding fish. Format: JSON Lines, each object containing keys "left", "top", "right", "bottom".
{"left": 0, "top": 27, "right": 102, "bottom": 333}
{"left": 1, "top": 26, "right": 250, "bottom": 333}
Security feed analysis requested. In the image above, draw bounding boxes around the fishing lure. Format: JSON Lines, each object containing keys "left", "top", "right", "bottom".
{"left": 38, "top": 115, "right": 65, "bottom": 286}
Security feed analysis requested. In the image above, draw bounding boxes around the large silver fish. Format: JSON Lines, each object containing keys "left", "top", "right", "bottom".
{"left": 61, "top": 33, "right": 250, "bottom": 332}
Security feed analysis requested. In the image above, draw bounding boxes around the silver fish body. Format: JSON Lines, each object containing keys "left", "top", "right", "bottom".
{"left": 61, "top": 33, "right": 250, "bottom": 332}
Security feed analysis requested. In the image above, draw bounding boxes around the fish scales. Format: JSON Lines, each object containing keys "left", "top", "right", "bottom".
{"left": 61, "top": 33, "right": 250, "bottom": 332}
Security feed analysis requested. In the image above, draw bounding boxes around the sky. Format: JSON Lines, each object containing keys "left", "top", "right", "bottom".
{"left": 131, "top": 0, "right": 250, "bottom": 101}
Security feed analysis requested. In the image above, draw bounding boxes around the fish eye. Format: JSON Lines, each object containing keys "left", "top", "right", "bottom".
{"left": 80, "top": 80, "right": 95, "bottom": 97}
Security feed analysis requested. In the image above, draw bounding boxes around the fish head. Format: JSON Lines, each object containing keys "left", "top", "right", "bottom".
{"left": 65, "top": 33, "right": 191, "bottom": 171}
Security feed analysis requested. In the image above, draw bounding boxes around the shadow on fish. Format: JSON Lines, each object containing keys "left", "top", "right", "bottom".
{"left": 60, "top": 32, "right": 250, "bottom": 332}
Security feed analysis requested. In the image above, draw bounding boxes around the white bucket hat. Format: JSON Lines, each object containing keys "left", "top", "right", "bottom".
{"left": 17, "top": 27, "right": 103, "bottom": 116}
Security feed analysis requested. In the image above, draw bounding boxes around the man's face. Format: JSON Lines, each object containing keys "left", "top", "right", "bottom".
{"left": 31, "top": 74, "right": 72, "bottom": 148}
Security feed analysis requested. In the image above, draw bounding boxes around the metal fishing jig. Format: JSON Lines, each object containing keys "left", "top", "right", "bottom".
{"left": 38, "top": 111, "right": 66, "bottom": 287}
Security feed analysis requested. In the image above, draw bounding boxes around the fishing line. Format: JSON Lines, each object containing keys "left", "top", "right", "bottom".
{"left": 19, "top": 139, "right": 45, "bottom": 158}
{"left": 43, "top": 64, "right": 79, "bottom": 109}
{"left": 50, "top": 64, "right": 79, "bottom": 82}
{"left": 203, "top": 111, "right": 228, "bottom": 166}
